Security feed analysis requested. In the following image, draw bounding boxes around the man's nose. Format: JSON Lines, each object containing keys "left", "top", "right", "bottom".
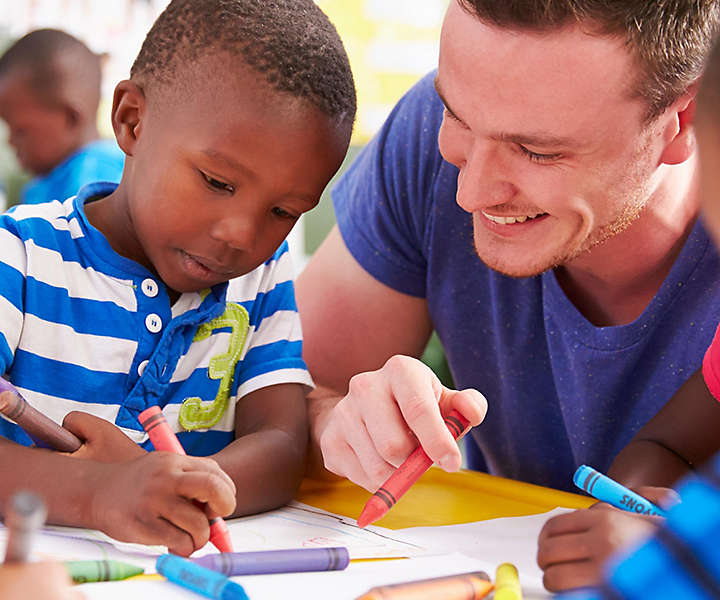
{"left": 455, "top": 142, "right": 518, "bottom": 212}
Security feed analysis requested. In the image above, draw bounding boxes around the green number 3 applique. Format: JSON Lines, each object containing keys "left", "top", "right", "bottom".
{"left": 179, "top": 302, "right": 249, "bottom": 430}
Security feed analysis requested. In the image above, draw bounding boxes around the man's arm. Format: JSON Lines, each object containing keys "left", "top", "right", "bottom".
{"left": 297, "top": 227, "right": 487, "bottom": 491}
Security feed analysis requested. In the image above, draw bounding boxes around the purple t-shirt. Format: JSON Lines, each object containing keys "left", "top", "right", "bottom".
{"left": 332, "top": 71, "right": 720, "bottom": 491}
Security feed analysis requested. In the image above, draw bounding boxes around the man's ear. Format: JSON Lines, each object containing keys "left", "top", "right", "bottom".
{"left": 659, "top": 84, "right": 699, "bottom": 166}
{"left": 111, "top": 80, "right": 145, "bottom": 156}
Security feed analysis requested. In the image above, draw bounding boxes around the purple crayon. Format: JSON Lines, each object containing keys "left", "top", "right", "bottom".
{"left": 192, "top": 547, "right": 350, "bottom": 576}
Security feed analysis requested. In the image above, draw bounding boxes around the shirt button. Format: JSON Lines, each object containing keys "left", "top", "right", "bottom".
{"left": 141, "top": 278, "right": 159, "bottom": 297}
{"left": 145, "top": 313, "right": 162, "bottom": 333}
{"left": 137, "top": 360, "right": 149, "bottom": 376}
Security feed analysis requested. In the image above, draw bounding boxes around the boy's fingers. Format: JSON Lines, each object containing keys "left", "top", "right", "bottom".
{"left": 635, "top": 485, "right": 681, "bottom": 509}
{"left": 543, "top": 560, "right": 602, "bottom": 592}
{"left": 174, "top": 470, "right": 236, "bottom": 516}
{"left": 537, "top": 531, "right": 593, "bottom": 569}
{"left": 539, "top": 509, "right": 596, "bottom": 541}
{"left": 62, "top": 411, "right": 114, "bottom": 439}
{"left": 160, "top": 498, "right": 211, "bottom": 552}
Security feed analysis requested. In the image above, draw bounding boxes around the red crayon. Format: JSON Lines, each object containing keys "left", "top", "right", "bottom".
{"left": 138, "top": 406, "right": 234, "bottom": 553}
{"left": 357, "top": 409, "right": 470, "bottom": 528}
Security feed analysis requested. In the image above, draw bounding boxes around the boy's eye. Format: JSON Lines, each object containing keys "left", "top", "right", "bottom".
{"left": 518, "top": 145, "right": 562, "bottom": 164}
{"left": 201, "top": 172, "right": 235, "bottom": 193}
{"left": 272, "top": 206, "right": 298, "bottom": 220}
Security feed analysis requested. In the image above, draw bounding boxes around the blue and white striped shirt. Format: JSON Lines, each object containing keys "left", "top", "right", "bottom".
{"left": 0, "top": 182, "right": 313, "bottom": 455}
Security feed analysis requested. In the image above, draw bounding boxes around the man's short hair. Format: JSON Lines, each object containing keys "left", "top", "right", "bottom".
{"left": 130, "top": 0, "right": 356, "bottom": 126}
{"left": 458, "top": 0, "right": 720, "bottom": 121}
{"left": 0, "top": 29, "right": 101, "bottom": 109}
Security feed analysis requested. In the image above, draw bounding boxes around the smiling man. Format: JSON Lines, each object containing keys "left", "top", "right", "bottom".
{"left": 298, "top": 0, "right": 720, "bottom": 494}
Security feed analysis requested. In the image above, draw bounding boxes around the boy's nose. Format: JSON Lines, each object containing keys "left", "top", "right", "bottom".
{"left": 210, "top": 214, "right": 260, "bottom": 252}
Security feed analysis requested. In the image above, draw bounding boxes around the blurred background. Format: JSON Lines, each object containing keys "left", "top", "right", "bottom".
{"left": 0, "top": 0, "right": 451, "bottom": 383}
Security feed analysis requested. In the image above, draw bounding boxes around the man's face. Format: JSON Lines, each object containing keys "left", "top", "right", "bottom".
{"left": 436, "top": 2, "right": 668, "bottom": 278}
{"left": 100, "top": 57, "right": 349, "bottom": 296}
{"left": 0, "top": 70, "right": 73, "bottom": 175}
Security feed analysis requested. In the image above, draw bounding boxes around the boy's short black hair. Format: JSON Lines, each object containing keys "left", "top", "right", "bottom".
{"left": 0, "top": 28, "right": 101, "bottom": 108}
{"left": 131, "top": 0, "right": 356, "bottom": 126}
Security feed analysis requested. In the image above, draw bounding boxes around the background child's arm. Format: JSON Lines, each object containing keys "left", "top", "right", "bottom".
{"left": 211, "top": 382, "right": 308, "bottom": 517}
{"left": 0, "top": 561, "right": 84, "bottom": 600}
{"left": 608, "top": 368, "right": 720, "bottom": 487}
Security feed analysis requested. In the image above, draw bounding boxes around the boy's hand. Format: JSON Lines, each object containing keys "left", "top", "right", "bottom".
{"left": 0, "top": 561, "right": 84, "bottom": 600}
{"left": 318, "top": 355, "right": 487, "bottom": 492}
{"left": 537, "top": 504, "right": 664, "bottom": 592}
{"left": 63, "top": 411, "right": 146, "bottom": 463}
{"left": 90, "top": 452, "right": 236, "bottom": 556}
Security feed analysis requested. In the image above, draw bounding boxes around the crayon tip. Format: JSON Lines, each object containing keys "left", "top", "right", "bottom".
{"left": 209, "top": 518, "right": 234, "bottom": 553}
{"left": 357, "top": 495, "right": 388, "bottom": 528}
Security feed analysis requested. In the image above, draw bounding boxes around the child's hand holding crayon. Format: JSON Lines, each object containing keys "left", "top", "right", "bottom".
{"left": 536, "top": 485, "right": 678, "bottom": 592}
{"left": 87, "top": 452, "right": 236, "bottom": 556}
{"left": 62, "top": 412, "right": 146, "bottom": 463}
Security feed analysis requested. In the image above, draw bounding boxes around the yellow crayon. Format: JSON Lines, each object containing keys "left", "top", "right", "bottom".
{"left": 494, "top": 562, "right": 522, "bottom": 600}
{"left": 356, "top": 571, "right": 493, "bottom": 600}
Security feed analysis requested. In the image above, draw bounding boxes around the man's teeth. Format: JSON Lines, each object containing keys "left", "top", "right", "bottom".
{"left": 482, "top": 212, "right": 545, "bottom": 224}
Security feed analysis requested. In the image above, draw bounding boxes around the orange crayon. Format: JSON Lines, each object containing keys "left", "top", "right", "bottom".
{"left": 355, "top": 570, "right": 492, "bottom": 600}
{"left": 138, "top": 406, "right": 234, "bottom": 553}
{"left": 356, "top": 409, "right": 470, "bottom": 528}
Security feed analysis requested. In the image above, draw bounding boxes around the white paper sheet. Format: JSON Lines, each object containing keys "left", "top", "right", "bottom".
{"left": 0, "top": 501, "right": 424, "bottom": 571}
{"left": 389, "top": 507, "right": 573, "bottom": 596}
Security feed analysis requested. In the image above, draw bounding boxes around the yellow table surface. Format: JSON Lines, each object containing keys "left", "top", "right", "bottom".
{"left": 297, "top": 467, "right": 593, "bottom": 529}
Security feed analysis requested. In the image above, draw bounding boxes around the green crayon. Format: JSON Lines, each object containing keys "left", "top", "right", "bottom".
{"left": 64, "top": 559, "right": 144, "bottom": 583}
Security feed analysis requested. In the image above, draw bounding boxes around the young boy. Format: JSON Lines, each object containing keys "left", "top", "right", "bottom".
{"left": 538, "top": 33, "right": 720, "bottom": 594}
{"left": 0, "top": 0, "right": 355, "bottom": 557}
{"left": 0, "top": 29, "right": 124, "bottom": 205}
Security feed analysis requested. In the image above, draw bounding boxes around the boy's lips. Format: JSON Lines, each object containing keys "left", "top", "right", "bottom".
{"left": 180, "top": 251, "right": 235, "bottom": 278}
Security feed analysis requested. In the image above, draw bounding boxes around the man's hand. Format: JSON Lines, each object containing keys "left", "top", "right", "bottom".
{"left": 63, "top": 411, "right": 146, "bottom": 463}
{"left": 318, "top": 355, "right": 487, "bottom": 491}
{"left": 89, "top": 452, "right": 237, "bottom": 556}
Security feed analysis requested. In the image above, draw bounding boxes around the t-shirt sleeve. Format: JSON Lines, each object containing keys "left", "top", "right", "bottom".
{"left": 228, "top": 241, "right": 313, "bottom": 400}
{"left": 702, "top": 322, "right": 720, "bottom": 401}
{"left": 0, "top": 213, "right": 27, "bottom": 374}
{"left": 332, "top": 70, "right": 447, "bottom": 298}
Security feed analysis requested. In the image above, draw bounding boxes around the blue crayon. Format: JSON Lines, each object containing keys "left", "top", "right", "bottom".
{"left": 573, "top": 465, "right": 667, "bottom": 517}
{"left": 156, "top": 554, "right": 249, "bottom": 600}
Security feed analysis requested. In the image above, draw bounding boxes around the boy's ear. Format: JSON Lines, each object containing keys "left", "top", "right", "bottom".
{"left": 659, "top": 84, "right": 699, "bottom": 166}
{"left": 111, "top": 80, "right": 146, "bottom": 156}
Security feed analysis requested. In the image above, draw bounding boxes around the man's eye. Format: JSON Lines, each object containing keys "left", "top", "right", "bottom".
{"left": 518, "top": 145, "right": 562, "bottom": 164}
{"left": 201, "top": 172, "right": 234, "bottom": 193}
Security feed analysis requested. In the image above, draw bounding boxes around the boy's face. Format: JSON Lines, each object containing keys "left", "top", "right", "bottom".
{"left": 0, "top": 70, "right": 73, "bottom": 175}
{"left": 101, "top": 57, "right": 349, "bottom": 294}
